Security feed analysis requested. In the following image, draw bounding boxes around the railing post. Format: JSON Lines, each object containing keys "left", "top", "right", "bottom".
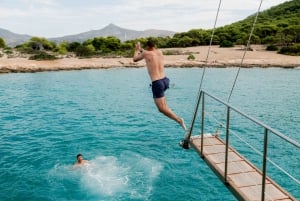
{"left": 181, "top": 91, "right": 203, "bottom": 149}
{"left": 261, "top": 128, "right": 268, "bottom": 201}
{"left": 200, "top": 93, "right": 205, "bottom": 157}
{"left": 224, "top": 106, "right": 230, "bottom": 184}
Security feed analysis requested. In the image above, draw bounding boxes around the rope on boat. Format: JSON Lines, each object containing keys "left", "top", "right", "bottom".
{"left": 182, "top": 0, "right": 300, "bottom": 197}
{"left": 213, "top": 0, "right": 264, "bottom": 134}
{"left": 198, "top": 0, "right": 222, "bottom": 92}
{"left": 181, "top": 0, "right": 222, "bottom": 149}
{"left": 186, "top": 0, "right": 263, "bottom": 140}
{"left": 227, "top": 0, "right": 263, "bottom": 103}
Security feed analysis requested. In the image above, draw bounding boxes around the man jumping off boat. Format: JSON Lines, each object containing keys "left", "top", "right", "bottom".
{"left": 133, "top": 39, "right": 186, "bottom": 131}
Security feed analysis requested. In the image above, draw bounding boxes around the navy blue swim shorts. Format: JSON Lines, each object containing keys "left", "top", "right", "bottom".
{"left": 151, "top": 77, "right": 170, "bottom": 98}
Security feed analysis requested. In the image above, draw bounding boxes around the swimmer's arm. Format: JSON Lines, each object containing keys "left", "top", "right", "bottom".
{"left": 73, "top": 160, "right": 89, "bottom": 166}
{"left": 72, "top": 163, "right": 79, "bottom": 170}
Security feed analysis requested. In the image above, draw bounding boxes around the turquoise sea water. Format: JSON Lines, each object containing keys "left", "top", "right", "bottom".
{"left": 0, "top": 67, "right": 299, "bottom": 201}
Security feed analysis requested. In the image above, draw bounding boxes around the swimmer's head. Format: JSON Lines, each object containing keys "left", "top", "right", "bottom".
{"left": 77, "top": 154, "right": 83, "bottom": 163}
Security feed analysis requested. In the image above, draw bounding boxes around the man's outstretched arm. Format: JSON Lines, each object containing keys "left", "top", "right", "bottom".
{"left": 133, "top": 42, "right": 144, "bottom": 62}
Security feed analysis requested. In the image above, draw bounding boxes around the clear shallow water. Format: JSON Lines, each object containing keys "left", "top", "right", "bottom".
{"left": 0, "top": 67, "right": 299, "bottom": 200}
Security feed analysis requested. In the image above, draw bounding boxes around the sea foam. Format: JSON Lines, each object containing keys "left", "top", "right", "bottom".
{"left": 50, "top": 152, "right": 163, "bottom": 200}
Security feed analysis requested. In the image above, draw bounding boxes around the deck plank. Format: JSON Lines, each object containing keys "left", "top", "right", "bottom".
{"left": 190, "top": 134, "right": 296, "bottom": 201}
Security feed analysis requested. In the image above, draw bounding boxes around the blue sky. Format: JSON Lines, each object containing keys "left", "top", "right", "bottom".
{"left": 0, "top": 0, "right": 289, "bottom": 37}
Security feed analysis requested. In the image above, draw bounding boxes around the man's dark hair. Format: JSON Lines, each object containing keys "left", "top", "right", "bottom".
{"left": 146, "top": 40, "right": 155, "bottom": 48}
{"left": 77, "top": 154, "right": 82, "bottom": 159}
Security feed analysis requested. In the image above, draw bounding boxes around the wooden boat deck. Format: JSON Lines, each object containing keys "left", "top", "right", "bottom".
{"left": 190, "top": 134, "right": 296, "bottom": 201}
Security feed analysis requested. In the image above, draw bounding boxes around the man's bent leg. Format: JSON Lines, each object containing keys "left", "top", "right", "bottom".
{"left": 154, "top": 97, "right": 186, "bottom": 130}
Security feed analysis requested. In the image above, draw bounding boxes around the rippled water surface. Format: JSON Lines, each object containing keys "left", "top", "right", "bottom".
{"left": 0, "top": 67, "right": 299, "bottom": 200}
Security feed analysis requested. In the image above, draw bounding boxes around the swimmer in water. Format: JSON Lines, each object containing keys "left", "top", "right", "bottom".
{"left": 74, "top": 153, "right": 88, "bottom": 166}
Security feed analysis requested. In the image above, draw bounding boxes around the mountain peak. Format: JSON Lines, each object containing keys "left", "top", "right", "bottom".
{"left": 1, "top": 24, "right": 175, "bottom": 46}
{"left": 106, "top": 23, "right": 119, "bottom": 28}
{"left": 49, "top": 24, "right": 175, "bottom": 43}
{"left": 102, "top": 23, "right": 124, "bottom": 31}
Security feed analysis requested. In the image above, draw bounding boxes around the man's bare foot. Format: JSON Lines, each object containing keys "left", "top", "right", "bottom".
{"left": 179, "top": 118, "right": 187, "bottom": 131}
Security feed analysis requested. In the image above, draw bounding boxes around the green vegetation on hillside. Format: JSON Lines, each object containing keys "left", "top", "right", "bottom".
{"left": 0, "top": 37, "right": 6, "bottom": 48}
{"left": 5, "top": 0, "right": 300, "bottom": 60}
{"left": 164, "top": 0, "right": 299, "bottom": 52}
{"left": 29, "top": 52, "right": 58, "bottom": 60}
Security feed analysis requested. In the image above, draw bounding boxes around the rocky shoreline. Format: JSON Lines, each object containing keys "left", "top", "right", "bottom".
{"left": 1, "top": 45, "right": 299, "bottom": 74}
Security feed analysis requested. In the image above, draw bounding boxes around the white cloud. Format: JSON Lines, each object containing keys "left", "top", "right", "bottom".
{"left": 20, "top": 0, "right": 59, "bottom": 7}
{"left": 0, "top": 8, "right": 27, "bottom": 18}
{"left": 0, "top": 0, "right": 290, "bottom": 37}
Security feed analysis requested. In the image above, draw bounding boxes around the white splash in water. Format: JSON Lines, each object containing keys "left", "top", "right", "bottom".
{"left": 78, "top": 156, "right": 129, "bottom": 196}
{"left": 70, "top": 152, "right": 163, "bottom": 199}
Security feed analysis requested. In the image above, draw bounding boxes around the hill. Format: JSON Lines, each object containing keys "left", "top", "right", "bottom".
{"left": 166, "top": 0, "right": 300, "bottom": 49}
{"left": 49, "top": 23, "right": 175, "bottom": 44}
{"left": 0, "top": 28, "right": 31, "bottom": 47}
{"left": 241, "top": 0, "right": 300, "bottom": 25}
{"left": 0, "top": 23, "right": 175, "bottom": 47}
{"left": 217, "top": 0, "right": 300, "bottom": 45}
{"left": 1, "top": 0, "right": 298, "bottom": 50}
{"left": 232, "top": 0, "right": 300, "bottom": 44}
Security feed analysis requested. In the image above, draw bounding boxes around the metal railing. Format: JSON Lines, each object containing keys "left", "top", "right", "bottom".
{"left": 182, "top": 90, "right": 300, "bottom": 200}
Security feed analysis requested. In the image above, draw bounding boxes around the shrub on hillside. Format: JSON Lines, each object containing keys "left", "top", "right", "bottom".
{"left": 0, "top": 37, "right": 6, "bottom": 48}
{"left": 29, "top": 52, "right": 58, "bottom": 60}
{"left": 187, "top": 54, "right": 195, "bottom": 60}
{"left": 163, "top": 50, "right": 181, "bottom": 55}
{"left": 75, "top": 44, "right": 95, "bottom": 57}
{"left": 220, "top": 40, "right": 234, "bottom": 48}
{"left": 266, "top": 44, "right": 279, "bottom": 51}
{"left": 279, "top": 44, "right": 300, "bottom": 56}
